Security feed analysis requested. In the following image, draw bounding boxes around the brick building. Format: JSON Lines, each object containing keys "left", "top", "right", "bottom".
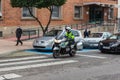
{"left": 0, "top": 0, "right": 117, "bottom": 37}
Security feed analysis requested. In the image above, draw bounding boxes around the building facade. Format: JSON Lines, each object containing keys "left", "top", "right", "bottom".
{"left": 0, "top": 0, "right": 117, "bottom": 37}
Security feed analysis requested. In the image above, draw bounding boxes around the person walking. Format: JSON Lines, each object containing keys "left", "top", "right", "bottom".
{"left": 87, "top": 29, "right": 91, "bottom": 37}
{"left": 15, "top": 26, "right": 23, "bottom": 46}
{"left": 83, "top": 28, "right": 89, "bottom": 38}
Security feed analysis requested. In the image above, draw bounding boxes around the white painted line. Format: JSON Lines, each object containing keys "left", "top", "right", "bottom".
{"left": 0, "top": 60, "right": 77, "bottom": 72}
{"left": 77, "top": 54, "right": 106, "bottom": 59}
{"left": 0, "top": 56, "right": 47, "bottom": 63}
{"left": 0, "top": 59, "right": 57, "bottom": 67}
{"left": 77, "top": 49, "right": 99, "bottom": 52}
{"left": 0, "top": 76, "right": 4, "bottom": 80}
{"left": 0, "top": 73, "right": 22, "bottom": 80}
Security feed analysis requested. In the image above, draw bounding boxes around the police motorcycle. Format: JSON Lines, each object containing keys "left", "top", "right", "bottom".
{"left": 52, "top": 35, "right": 76, "bottom": 58}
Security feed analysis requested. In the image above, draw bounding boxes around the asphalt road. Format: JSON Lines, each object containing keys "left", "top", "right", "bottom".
{"left": 0, "top": 49, "right": 120, "bottom": 80}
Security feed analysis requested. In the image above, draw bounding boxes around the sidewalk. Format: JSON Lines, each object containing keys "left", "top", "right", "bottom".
{"left": 0, "top": 37, "right": 34, "bottom": 56}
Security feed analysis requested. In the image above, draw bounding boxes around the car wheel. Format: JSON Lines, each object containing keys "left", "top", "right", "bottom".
{"left": 101, "top": 49, "right": 105, "bottom": 53}
{"left": 98, "top": 42, "right": 105, "bottom": 53}
{"left": 98, "top": 43, "right": 102, "bottom": 50}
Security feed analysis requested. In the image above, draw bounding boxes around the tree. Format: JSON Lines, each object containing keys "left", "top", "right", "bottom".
{"left": 10, "top": 0, "right": 67, "bottom": 35}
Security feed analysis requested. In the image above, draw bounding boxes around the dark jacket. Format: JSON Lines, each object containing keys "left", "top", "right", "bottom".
{"left": 84, "top": 29, "right": 88, "bottom": 38}
{"left": 16, "top": 27, "right": 22, "bottom": 38}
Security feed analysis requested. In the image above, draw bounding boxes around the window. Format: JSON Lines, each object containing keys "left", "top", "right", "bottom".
{"left": 108, "top": 8, "right": 113, "bottom": 19}
{"left": 22, "top": 7, "right": 35, "bottom": 19}
{"left": 71, "top": 30, "right": 79, "bottom": 37}
{"left": 74, "top": 6, "right": 82, "bottom": 19}
{"left": 0, "top": 0, "right": 2, "bottom": 18}
{"left": 106, "top": 32, "right": 112, "bottom": 38}
{"left": 90, "top": 33, "right": 103, "bottom": 38}
{"left": 109, "top": 35, "right": 117, "bottom": 39}
{"left": 0, "top": 0, "right": 1, "bottom": 12}
{"left": 52, "top": 6, "right": 61, "bottom": 19}
{"left": 44, "top": 30, "right": 62, "bottom": 37}
{"left": 108, "top": 0, "right": 118, "bottom": 1}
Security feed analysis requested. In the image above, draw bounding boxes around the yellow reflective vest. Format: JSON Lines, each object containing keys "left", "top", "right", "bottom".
{"left": 65, "top": 32, "right": 75, "bottom": 40}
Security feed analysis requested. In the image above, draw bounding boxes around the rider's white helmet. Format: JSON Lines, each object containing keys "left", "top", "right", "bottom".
{"left": 65, "top": 26, "right": 71, "bottom": 31}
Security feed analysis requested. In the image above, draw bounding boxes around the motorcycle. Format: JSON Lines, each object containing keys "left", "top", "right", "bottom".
{"left": 52, "top": 38, "right": 76, "bottom": 58}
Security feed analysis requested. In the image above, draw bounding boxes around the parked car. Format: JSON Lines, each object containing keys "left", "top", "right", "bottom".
{"left": 33, "top": 29, "right": 84, "bottom": 50}
{"left": 83, "top": 32, "right": 112, "bottom": 48}
{"left": 98, "top": 33, "right": 120, "bottom": 53}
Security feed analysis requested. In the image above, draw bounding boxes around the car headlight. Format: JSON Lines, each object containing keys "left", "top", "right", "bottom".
{"left": 46, "top": 39, "right": 54, "bottom": 44}
{"left": 111, "top": 42, "right": 119, "bottom": 47}
{"left": 34, "top": 40, "right": 39, "bottom": 43}
{"left": 99, "top": 42, "right": 103, "bottom": 45}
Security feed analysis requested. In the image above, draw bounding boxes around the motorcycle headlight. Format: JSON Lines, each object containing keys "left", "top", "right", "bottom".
{"left": 54, "top": 39, "right": 62, "bottom": 43}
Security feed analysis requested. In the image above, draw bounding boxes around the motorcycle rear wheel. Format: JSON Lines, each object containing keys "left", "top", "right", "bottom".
{"left": 69, "top": 48, "right": 76, "bottom": 57}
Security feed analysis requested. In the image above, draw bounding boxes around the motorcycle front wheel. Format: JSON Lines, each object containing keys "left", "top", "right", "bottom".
{"left": 53, "top": 50, "right": 60, "bottom": 58}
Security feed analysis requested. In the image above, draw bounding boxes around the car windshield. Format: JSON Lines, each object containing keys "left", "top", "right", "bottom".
{"left": 44, "top": 30, "right": 62, "bottom": 37}
{"left": 109, "top": 34, "right": 120, "bottom": 40}
{"left": 89, "top": 33, "right": 103, "bottom": 38}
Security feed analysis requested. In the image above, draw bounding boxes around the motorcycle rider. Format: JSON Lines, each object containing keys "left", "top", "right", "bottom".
{"left": 64, "top": 26, "right": 75, "bottom": 49}
{"left": 52, "top": 26, "right": 76, "bottom": 58}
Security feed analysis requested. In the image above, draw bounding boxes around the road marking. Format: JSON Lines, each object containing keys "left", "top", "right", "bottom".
{"left": 0, "top": 56, "right": 47, "bottom": 63}
{"left": 78, "top": 49, "right": 99, "bottom": 52}
{"left": 77, "top": 54, "right": 106, "bottom": 59}
{"left": 0, "top": 60, "right": 77, "bottom": 72}
{"left": 0, "top": 77, "right": 4, "bottom": 80}
{"left": 0, "top": 73, "right": 22, "bottom": 80}
{"left": 0, "top": 59, "right": 57, "bottom": 67}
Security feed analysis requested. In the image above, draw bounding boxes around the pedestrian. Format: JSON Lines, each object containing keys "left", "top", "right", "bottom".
{"left": 87, "top": 29, "right": 91, "bottom": 37}
{"left": 83, "top": 28, "right": 88, "bottom": 38}
{"left": 15, "top": 26, "right": 23, "bottom": 46}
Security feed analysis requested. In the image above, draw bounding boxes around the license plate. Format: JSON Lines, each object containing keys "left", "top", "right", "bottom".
{"left": 103, "top": 46, "right": 110, "bottom": 49}
{"left": 90, "top": 44, "right": 98, "bottom": 46}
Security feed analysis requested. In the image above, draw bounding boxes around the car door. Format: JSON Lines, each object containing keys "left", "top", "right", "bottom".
{"left": 71, "top": 30, "right": 83, "bottom": 50}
